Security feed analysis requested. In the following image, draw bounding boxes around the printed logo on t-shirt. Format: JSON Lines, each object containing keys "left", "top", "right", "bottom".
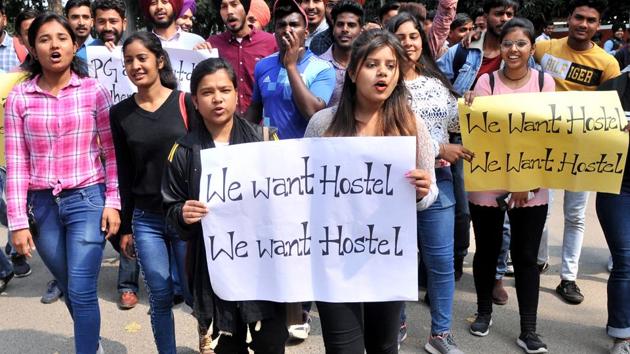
{"left": 540, "top": 53, "right": 603, "bottom": 87}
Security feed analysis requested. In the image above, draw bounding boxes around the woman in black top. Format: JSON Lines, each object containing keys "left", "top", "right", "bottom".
{"left": 596, "top": 73, "right": 630, "bottom": 354}
{"left": 161, "top": 58, "right": 288, "bottom": 354}
{"left": 109, "top": 32, "right": 194, "bottom": 354}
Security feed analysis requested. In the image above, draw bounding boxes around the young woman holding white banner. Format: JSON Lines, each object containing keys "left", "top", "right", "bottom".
{"left": 463, "top": 17, "right": 555, "bottom": 354}
{"left": 387, "top": 12, "right": 472, "bottom": 354}
{"left": 161, "top": 57, "right": 288, "bottom": 354}
{"left": 109, "top": 31, "right": 195, "bottom": 353}
{"left": 304, "top": 29, "right": 437, "bottom": 354}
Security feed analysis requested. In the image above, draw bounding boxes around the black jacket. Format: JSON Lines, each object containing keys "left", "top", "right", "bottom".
{"left": 161, "top": 115, "right": 283, "bottom": 334}
{"left": 598, "top": 73, "right": 630, "bottom": 194}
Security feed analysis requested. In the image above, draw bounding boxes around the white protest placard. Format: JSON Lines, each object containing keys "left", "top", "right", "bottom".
{"left": 199, "top": 137, "right": 418, "bottom": 303}
{"left": 86, "top": 46, "right": 217, "bottom": 103}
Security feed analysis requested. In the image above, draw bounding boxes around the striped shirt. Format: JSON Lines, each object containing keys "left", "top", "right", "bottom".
{"left": 0, "top": 32, "right": 20, "bottom": 73}
{"left": 5, "top": 73, "right": 120, "bottom": 231}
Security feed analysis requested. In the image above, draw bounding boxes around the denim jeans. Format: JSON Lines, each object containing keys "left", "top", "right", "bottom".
{"left": 0, "top": 168, "right": 13, "bottom": 278}
{"left": 496, "top": 214, "right": 511, "bottom": 279}
{"left": 132, "top": 208, "right": 190, "bottom": 354}
{"left": 118, "top": 254, "right": 139, "bottom": 294}
{"left": 537, "top": 189, "right": 553, "bottom": 264}
{"left": 29, "top": 184, "right": 106, "bottom": 354}
{"left": 450, "top": 134, "right": 471, "bottom": 259}
{"left": 541, "top": 190, "right": 589, "bottom": 281}
{"left": 417, "top": 167, "right": 456, "bottom": 334}
{"left": 0, "top": 249, "right": 12, "bottom": 278}
{"left": 596, "top": 192, "right": 630, "bottom": 339}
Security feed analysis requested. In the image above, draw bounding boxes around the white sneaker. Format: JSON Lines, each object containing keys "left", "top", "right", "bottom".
{"left": 608, "top": 256, "right": 614, "bottom": 273}
{"left": 611, "top": 340, "right": 630, "bottom": 354}
{"left": 288, "top": 317, "right": 311, "bottom": 340}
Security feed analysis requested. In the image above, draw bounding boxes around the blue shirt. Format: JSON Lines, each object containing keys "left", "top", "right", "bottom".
{"left": 252, "top": 49, "right": 335, "bottom": 139}
{"left": 75, "top": 35, "right": 95, "bottom": 64}
{"left": 0, "top": 31, "right": 20, "bottom": 72}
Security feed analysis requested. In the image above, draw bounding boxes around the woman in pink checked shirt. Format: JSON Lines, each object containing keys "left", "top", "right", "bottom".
{"left": 4, "top": 13, "right": 120, "bottom": 354}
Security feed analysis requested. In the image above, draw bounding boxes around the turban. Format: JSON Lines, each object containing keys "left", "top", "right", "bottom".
{"left": 248, "top": 0, "right": 271, "bottom": 28}
{"left": 139, "top": 0, "right": 183, "bottom": 20}
{"left": 180, "top": 0, "right": 197, "bottom": 16}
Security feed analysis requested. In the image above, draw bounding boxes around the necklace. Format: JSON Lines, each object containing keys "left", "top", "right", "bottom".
{"left": 502, "top": 67, "right": 529, "bottom": 81}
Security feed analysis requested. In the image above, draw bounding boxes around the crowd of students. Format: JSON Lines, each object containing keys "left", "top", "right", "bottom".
{"left": 0, "top": 0, "right": 628, "bottom": 353}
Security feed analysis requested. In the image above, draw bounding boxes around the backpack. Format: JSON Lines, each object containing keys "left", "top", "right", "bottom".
{"left": 488, "top": 69, "right": 545, "bottom": 94}
{"left": 178, "top": 92, "right": 190, "bottom": 130}
{"left": 450, "top": 45, "right": 468, "bottom": 84}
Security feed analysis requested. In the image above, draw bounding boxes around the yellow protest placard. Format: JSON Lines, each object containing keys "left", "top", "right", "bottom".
{"left": 458, "top": 91, "right": 628, "bottom": 194}
{"left": 0, "top": 72, "right": 28, "bottom": 166}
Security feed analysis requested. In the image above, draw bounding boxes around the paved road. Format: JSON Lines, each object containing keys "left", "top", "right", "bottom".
{"left": 0, "top": 192, "right": 615, "bottom": 353}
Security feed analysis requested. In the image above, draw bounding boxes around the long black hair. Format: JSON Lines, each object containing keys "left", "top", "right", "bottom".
{"left": 122, "top": 31, "right": 178, "bottom": 90}
{"left": 326, "top": 29, "right": 417, "bottom": 137}
{"left": 26, "top": 13, "right": 88, "bottom": 80}
{"left": 386, "top": 12, "right": 457, "bottom": 96}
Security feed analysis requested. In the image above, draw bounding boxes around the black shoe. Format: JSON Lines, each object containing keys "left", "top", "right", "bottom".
{"left": 537, "top": 262, "right": 549, "bottom": 274}
{"left": 555, "top": 280, "right": 584, "bottom": 304}
{"left": 423, "top": 292, "right": 431, "bottom": 307}
{"left": 11, "top": 255, "right": 32, "bottom": 278}
{"left": 173, "top": 294, "right": 185, "bottom": 306}
{"left": 470, "top": 314, "right": 492, "bottom": 337}
{"left": 454, "top": 256, "right": 464, "bottom": 281}
{"left": 41, "top": 280, "right": 63, "bottom": 304}
{"left": 516, "top": 331, "right": 548, "bottom": 353}
{"left": 0, "top": 272, "right": 14, "bottom": 292}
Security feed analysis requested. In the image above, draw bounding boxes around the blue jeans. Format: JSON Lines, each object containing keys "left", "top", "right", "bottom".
{"left": 450, "top": 134, "right": 470, "bottom": 259}
{"left": 132, "top": 209, "right": 190, "bottom": 354}
{"left": 418, "top": 167, "right": 456, "bottom": 334}
{"left": 0, "top": 168, "right": 13, "bottom": 278}
{"left": 496, "top": 214, "right": 511, "bottom": 279}
{"left": 542, "top": 190, "right": 589, "bottom": 281}
{"left": 0, "top": 248, "right": 12, "bottom": 278}
{"left": 596, "top": 192, "right": 630, "bottom": 339}
{"left": 118, "top": 254, "right": 139, "bottom": 293}
{"left": 29, "top": 184, "right": 106, "bottom": 354}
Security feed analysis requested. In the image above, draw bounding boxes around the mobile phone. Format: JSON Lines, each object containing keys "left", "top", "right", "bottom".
{"left": 496, "top": 193, "right": 510, "bottom": 212}
{"left": 27, "top": 204, "right": 39, "bottom": 238}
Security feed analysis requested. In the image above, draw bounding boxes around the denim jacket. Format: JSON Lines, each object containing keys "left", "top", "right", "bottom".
{"left": 437, "top": 32, "right": 537, "bottom": 96}
{"left": 437, "top": 32, "right": 487, "bottom": 96}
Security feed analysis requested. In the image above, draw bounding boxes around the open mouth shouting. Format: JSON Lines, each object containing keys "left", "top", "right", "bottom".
{"left": 374, "top": 80, "right": 389, "bottom": 92}
{"left": 50, "top": 51, "right": 63, "bottom": 64}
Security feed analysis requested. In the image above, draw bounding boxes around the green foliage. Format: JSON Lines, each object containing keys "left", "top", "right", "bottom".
{"left": 2, "top": 0, "right": 47, "bottom": 33}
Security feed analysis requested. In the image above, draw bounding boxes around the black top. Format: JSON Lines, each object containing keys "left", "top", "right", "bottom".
{"left": 110, "top": 89, "right": 195, "bottom": 234}
{"left": 598, "top": 73, "right": 630, "bottom": 194}
{"left": 161, "top": 116, "right": 284, "bottom": 333}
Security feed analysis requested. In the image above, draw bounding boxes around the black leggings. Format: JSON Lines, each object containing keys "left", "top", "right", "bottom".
{"left": 469, "top": 203, "right": 547, "bottom": 333}
{"left": 213, "top": 308, "right": 288, "bottom": 354}
{"left": 316, "top": 301, "right": 403, "bottom": 354}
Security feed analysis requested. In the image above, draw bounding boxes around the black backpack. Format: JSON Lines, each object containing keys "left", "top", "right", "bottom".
{"left": 488, "top": 69, "right": 546, "bottom": 94}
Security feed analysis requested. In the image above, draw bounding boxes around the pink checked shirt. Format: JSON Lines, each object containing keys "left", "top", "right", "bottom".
{"left": 5, "top": 73, "right": 121, "bottom": 231}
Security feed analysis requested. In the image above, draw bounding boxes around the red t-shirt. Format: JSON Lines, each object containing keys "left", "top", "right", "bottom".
{"left": 474, "top": 55, "right": 502, "bottom": 86}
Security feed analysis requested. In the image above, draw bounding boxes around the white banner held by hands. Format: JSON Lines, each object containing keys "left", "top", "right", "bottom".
{"left": 199, "top": 137, "right": 418, "bottom": 303}
{"left": 86, "top": 46, "right": 217, "bottom": 103}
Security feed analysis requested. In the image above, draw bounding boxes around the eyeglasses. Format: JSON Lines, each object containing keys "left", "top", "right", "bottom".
{"left": 500, "top": 40, "right": 531, "bottom": 49}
